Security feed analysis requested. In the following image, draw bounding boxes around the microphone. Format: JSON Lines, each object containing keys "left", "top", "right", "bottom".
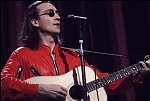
{"left": 67, "top": 14, "right": 87, "bottom": 21}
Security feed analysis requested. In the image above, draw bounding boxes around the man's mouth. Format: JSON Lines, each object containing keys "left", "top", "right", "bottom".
{"left": 54, "top": 23, "right": 60, "bottom": 26}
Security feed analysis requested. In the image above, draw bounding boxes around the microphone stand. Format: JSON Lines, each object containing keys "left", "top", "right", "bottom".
{"left": 78, "top": 23, "right": 87, "bottom": 101}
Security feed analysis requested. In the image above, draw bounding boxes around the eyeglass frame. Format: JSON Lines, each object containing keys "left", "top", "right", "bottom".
{"left": 38, "top": 9, "right": 60, "bottom": 17}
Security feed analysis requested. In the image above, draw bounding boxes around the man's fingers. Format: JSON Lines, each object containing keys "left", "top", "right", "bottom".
{"left": 144, "top": 55, "right": 150, "bottom": 68}
{"left": 139, "top": 61, "right": 148, "bottom": 69}
{"left": 61, "top": 86, "right": 68, "bottom": 92}
{"left": 144, "top": 55, "right": 150, "bottom": 62}
{"left": 59, "top": 87, "right": 68, "bottom": 96}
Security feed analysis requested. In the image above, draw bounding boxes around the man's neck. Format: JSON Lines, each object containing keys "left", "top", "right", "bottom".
{"left": 40, "top": 33, "right": 56, "bottom": 52}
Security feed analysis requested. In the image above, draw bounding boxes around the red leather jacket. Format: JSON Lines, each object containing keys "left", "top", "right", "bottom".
{"left": 1, "top": 44, "right": 142, "bottom": 101}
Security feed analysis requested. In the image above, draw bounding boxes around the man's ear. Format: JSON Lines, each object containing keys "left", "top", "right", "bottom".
{"left": 31, "top": 19, "right": 39, "bottom": 27}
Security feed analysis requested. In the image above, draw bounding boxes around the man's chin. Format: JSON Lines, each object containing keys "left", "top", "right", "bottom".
{"left": 51, "top": 32, "right": 60, "bottom": 37}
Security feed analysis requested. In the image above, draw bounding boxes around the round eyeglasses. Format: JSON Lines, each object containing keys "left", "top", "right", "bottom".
{"left": 39, "top": 9, "right": 60, "bottom": 17}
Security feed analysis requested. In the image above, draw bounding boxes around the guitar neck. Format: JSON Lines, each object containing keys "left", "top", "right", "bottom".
{"left": 87, "top": 63, "right": 143, "bottom": 92}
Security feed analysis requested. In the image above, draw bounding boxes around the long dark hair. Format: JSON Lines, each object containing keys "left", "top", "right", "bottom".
{"left": 18, "top": 1, "right": 62, "bottom": 50}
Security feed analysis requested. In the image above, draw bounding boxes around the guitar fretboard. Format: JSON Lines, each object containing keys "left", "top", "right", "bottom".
{"left": 86, "top": 63, "right": 142, "bottom": 92}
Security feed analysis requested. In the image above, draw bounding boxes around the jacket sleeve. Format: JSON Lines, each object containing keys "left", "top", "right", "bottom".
{"left": 84, "top": 61, "right": 143, "bottom": 95}
{"left": 1, "top": 51, "right": 38, "bottom": 101}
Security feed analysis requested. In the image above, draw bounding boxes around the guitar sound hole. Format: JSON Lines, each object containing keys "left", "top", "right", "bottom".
{"left": 69, "top": 84, "right": 90, "bottom": 100}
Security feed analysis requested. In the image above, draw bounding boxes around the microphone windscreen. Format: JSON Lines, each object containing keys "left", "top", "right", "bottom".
{"left": 67, "top": 14, "right": 74, "bottom": 19}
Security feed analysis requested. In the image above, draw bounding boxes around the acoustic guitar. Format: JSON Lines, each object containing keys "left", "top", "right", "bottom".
{"left": 25, "top": 63, "right": 143, "bottom": 101}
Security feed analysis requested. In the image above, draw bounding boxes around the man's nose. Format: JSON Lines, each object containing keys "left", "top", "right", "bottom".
{"left": 55, "top": 14, "right": 60, "bottom": 21}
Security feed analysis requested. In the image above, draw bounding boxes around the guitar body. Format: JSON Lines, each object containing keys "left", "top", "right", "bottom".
{"left": 25, "top": 66, "right": 107, "bottom": 101}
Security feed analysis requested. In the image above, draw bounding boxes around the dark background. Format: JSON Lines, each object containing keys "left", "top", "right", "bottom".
{"left": 1, "top": 1, "right": 150, "bottom": 101}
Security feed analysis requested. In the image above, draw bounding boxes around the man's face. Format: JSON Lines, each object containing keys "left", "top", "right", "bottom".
{"left": 35, "top": 3, "right": 60, "bottom": 36}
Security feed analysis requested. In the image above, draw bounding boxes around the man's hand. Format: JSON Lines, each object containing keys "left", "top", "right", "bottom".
{"left": 139, "top": 55, "right": 150, "bottom": 76}
{"left": 37, "top": 84, "right": 68, "bottom": 101}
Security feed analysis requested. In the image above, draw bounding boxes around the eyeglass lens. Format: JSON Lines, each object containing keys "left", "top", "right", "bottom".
{"left": 48, "top": 9, "right": 60, "bottom": 17}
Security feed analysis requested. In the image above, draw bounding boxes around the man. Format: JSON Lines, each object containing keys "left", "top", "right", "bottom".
{"left": 1, "top": 1, "right": 150, "bottom": 101}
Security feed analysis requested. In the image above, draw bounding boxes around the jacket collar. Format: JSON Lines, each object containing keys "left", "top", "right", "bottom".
{"left": 39, "top": 43, "right": 59, "bottom": 54}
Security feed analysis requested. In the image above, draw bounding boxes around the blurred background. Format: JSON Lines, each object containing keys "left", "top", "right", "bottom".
{"left": 1, "top": 1, "right": 150, "bottom": 101}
